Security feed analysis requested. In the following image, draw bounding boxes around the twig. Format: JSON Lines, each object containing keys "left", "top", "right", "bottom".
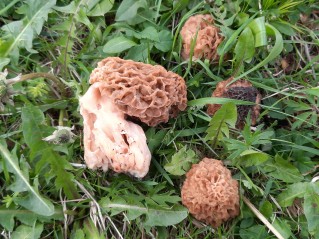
{"left": 304, "top": 43, "right": 317, "bottom": 80}
{"left": 8, "top": 72, "right": 67, "bottom": 97}
{"left": 74, "top": 180, "right": 124, "bottom": 239}
{"left": 242, "top": 196, "right": 285, "bottom": 239}
{"left": 21, "top": 73, "right": 66, "bottom": 97}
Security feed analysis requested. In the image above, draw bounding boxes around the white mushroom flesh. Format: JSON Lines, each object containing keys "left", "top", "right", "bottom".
{"left": 80, "top": 82, "right": 151, "bottom": 178}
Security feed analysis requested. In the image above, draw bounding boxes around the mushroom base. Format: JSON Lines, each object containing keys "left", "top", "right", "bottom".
{"left": 80, "top": 82, "right": 151, "bottom": 178}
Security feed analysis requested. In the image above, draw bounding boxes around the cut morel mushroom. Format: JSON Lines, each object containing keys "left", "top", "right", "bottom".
{"left": 80, "top": 57, "right": 187, "bottom": 178}
{"left": 180, "top": 14, "right": 223, "bottom": 61}
{"left": 207, "top": 77, "right": 261, "bottom": 128}
{"left": 181, "top": 158, "right": 240, "bottom": 228}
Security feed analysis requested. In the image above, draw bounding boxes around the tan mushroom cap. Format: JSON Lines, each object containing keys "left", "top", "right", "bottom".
{"left": 89, "top": 57, "right": 187, "bottom": 126}
{"left": 180, "top": 14, "right": 223, "bottom": 61}
{"left": 181, "top": 158, "right": 240, "bottom": 228}
{"left": 207, "top": 77, "right": 261, "bottom": 128}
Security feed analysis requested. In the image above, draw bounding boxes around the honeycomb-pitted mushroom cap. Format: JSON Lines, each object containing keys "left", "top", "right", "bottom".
{"left": 207, "top": 77, "right": 261, "bottom": 128}
{"left": 181, "top": 158, "right": 240, "bottom": 228}
{"left": 89, "top": 57, "right": 187, "bottom": 126}
{"left": 180, "top": 14, "right": 223, "bottom": 61}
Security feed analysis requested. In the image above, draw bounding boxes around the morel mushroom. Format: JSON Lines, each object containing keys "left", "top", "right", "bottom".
{"left": 180, "top": 14, "right": 223, "bottom": 61}
{"left": 80, "top": 57, "right": 187, "bottom": 178}
{"left": 207, "top": 77, "right": 261, "bottom": 128}
{"left": 181, "top": 158, "right": 240, "bottom": 228}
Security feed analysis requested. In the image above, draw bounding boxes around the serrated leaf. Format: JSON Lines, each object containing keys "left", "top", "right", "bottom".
{"left": 277, "top": 182, "right": 308, "bottom": 207}
{"left": 103, "top": 36, "right": 137, "bottom": 53}
{"left": 164, "top": 146, "right": 199, "bottom": 176}
{"left": 21, "top": 105, "right": 79, "bottom": 199}
{"left": 0, "top": 141, "right": 54, "bottom": 216}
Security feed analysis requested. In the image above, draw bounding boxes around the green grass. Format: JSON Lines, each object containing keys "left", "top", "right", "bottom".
{"left": 0, "top": 0, "right": 319, "bottom": 238}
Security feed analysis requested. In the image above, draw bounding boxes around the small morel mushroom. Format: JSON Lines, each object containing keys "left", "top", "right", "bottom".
{"left": 207, "top": 77, "right": 261, "bottom": 128}
{"left": 80, "top": 57, "right": 187, "bottom": 178}
{"left": 180, "top": 14, "right": 223, "bottom": 61}
{"left": 181, "top": 158, "right": 240, "bottom": 228}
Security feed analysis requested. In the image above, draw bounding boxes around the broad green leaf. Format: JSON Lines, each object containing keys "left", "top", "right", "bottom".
{"left": 236, "top": 23, "right": 283, "bottom": 79}
{"left": 304, "top": 183, "right": 319, "bottom": 235}
{"left": 248, "top": 17, "right": 267, "bottom": 47}
{"left": 83, "top": 219, "right": 104, "bottom": 239}
{"left": 277, "top": 182, "right": 308, "bottom": 207}
{"left": 103, "top": 36, "right": 137, "bottom": 53}
{"left": 135, "top": 26, "right": 159, "bottom": 41}
{"left": 270, "top": 21, "right": 296, "bottom": 36}
{"left": 115, "top": 0, "right": 146, "bottom": 21}
{"left": 218, "top": 13, "right": 258, "bottom": 67}
{"left": 188, "top": 97, "right": 255, "bottom": 107}
{"left": 71, "top": 229, "right": 85, "bottom": 239}
{"left": 272, "top": 219, "right": 293, "bottom": 239}
{"left": 154, "top": 30, "right": 172, "bottom": 52}
{"left": 164, "top": 146, "right": 199, "bottom": 176}
{"left": 0, "top": 206, "right": 15, "bottom": 231}
{"left": 234, "top": 27, "right": 255, "bottom": 66}
{"left": 0, "top": 142, "right": 55, "bottom": 216}
{"left": 7, "top": 156, "right": 30, "bottom": 193}
{"left": 144, "top": 205, "right": 188, "bottom": 227}
{"left": 0, "top": 0, "right": 56, "bottom": 62}
{"left": 239, "top": 150, "right": 269, "bottom": 167}
{"left": 259, "top": 201, "right": 273, "bottom": 218}
{"left": 206, "top": 102, "right": 237, "bottom": 143}
{"left": 239, "top": 225, "right": 268, "bottom": 239}
{"left": 11, "top": 223, "right": 43, "bottom": 239}
{"left": 264, "top": 155, "right": 304, "bottom": 183}
{"left": 100, "top": 197, "right": 188, "bottom": 227}
{"left": 126, "top": 43, "right": 149, "bottom": 61}
{"left": 87, "top": 0, "right": 114, "bottom": 16}
{"left": 303, "top": 87, "right": 319, "bottom": 96}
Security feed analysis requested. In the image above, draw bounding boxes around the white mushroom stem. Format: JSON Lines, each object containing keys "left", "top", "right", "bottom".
{"left": 80, "top": 82, "right": 151, "bottom": 178}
